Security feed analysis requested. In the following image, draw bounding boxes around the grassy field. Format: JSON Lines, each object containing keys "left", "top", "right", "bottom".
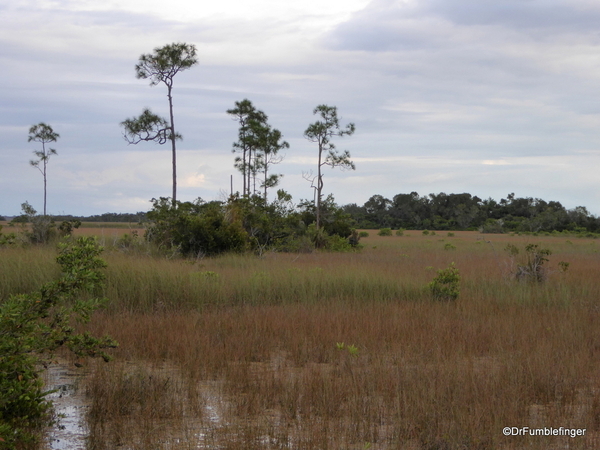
{"left": 2, "top": 230, "right": 600, "bottom": 449}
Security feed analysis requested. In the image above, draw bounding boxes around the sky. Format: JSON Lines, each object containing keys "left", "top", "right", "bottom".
{"left": 2, "top": 0, "right": 600, "bottom": 217}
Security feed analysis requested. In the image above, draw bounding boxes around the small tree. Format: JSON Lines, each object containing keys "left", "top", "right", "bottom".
{"left": 257, "top": 126, "right": 288, "bottom": 200}
{"left": 227, "top": 100, "right": 288, "bottom": 199}
{"left": 304, "top": 105, "right": 355, "bottom": 229}
{"left": 505, "top": 243, "right": 553, "bottom": 282}
{"left": 122, "top": 42, "right": 198, "bottom": 203}
{"left": 227, "top": 99, "right": 268, "bottom": 198}
{"left": 28, "top": 123, "right": 59, "bottom": 216}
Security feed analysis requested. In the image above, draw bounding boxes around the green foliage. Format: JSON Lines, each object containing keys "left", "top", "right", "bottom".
{"left": 558, "top": 261, "right": 570, "bottom": 273}
{"left": 325, "top": 234, "right": 355, "bottom": 252}
{"left": 144, "top": 191, "right": 361, "bottom": 256}
{"left": 447, "top": 232, "right": 455, "bottom": 237}
{"left": 428, "top": 262, "right": 460, "bottom": 301}
{"left": 422, "top": 230, "right": 430, "bottom": 236}
{"left": 342, "top": 191, "right": 600, "bottom": 234}
{"left": 135, "top": 42, "right": 198, "bottom": 85}
{"left": 0, "top": 237, "right": 117, "bottom": 448}
{"left": 0, "top": 226, "right": 17, "bottom": 247}
{"left": 505, "top": 243, "right": 553, "bottom": 282}
{"left": 114, "top": 230, "right": 142, "bottom": 252}
{"left": 444, "top": 243, "right": 456, "bottom": 251}
{"left": 378, "top": 228, "right": 392, "bottom": 236}
{"left": 358, "top": 231, "right": 369, "bottom": 238}
{"left": 480, "top": 218, "right": 504, "bottom": 234}
{"left": 227, "top": 99, "right": 288, "bottom": 199}
{"left": 334, "top": 342, "right": 359, "bottom": 357}
{"left": 396, "top": 229, "right": 405, "bottom": 236}
{"left": 121, "top": 108, "right": 175, "bottom": 145}
{"left": 230, "top": 192, "right": 302, "bottom": 254}
{"left": 347, "top": 344, "right": 359, "bottom": 357}
{"left": 145, "top": 197, "right": 249, "bottom": 257}
{"left": 298, "top": 195, "right": 356, "bottom": 245}
{"left": 57, "top": 219, "right": 81, "bottom": 237}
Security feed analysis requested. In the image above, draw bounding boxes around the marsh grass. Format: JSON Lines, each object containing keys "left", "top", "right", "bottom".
{"left": 3, "top": 230, "right": 600, "bottom": 448}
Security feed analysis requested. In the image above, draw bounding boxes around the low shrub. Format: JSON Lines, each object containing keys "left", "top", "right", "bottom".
{"left": 428, "top": 262, "right": 460, "bottom": 301}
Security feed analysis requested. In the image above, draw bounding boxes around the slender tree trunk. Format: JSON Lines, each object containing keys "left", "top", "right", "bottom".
{"left": 247, "top": 147, "right": 252, "bottom": 197}
{"left": 242, "top": 147, "right": 247, "bottom": 197}
{"left": 316, "top": 139, "right": 323, "bottom": 229}
{"left": 43, "top": 160, "right": 47, "bottom": 216}
{"left": 167, "top": 84, "right": 177, "bottom": 204}
{"left": 264, "top": 165, "right": 268, "bottom": 200}
{"left": 252, "top": 155, "right": 257, "bottom": 196}
{"left": 42, "top": 142, "right": 47, "bottom": 216}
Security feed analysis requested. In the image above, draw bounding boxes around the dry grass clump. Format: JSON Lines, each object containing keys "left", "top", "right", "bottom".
{"left": 84, "top": 361, "right": 205, "bottom": 450}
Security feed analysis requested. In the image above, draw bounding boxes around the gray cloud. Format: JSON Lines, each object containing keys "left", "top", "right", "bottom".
{"left": 1, "top": 0, "right": 600, "bottom": 216}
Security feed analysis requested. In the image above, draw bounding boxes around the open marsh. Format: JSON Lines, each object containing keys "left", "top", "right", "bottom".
{"left": 3, "top": 230, "right": 600, "bottom": 449}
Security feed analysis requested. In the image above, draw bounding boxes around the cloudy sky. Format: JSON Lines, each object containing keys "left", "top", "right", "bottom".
{"left": 2, "top": 0, "right": 600, "bottom": 216}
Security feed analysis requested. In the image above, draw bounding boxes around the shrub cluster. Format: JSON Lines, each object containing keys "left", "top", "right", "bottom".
{"left": 144, "top": 193, "right": 360, "bottom": 257}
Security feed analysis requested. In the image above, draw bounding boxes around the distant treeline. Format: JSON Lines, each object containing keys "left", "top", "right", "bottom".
{"left": 4, "top": 192, "right": 598, "bottom": 234}
{"left": 51, "top": 212, "right": 148, "bottom": 223}
{"left": 340, "top": 192, "right": 599, "bottom": 233}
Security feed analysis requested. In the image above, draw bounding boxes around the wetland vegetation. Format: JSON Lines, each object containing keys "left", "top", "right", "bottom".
{"left": 2, "top": 224, "right": 600, "bottom": 449}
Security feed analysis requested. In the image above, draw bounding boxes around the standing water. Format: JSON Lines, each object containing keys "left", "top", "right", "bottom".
{"left": 43, "top": 362, "right": 88, "bottom": 450}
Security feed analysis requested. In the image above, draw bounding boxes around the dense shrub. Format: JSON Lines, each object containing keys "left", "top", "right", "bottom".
{"left": 0, "top": 237, "right": 117, "bottom": 448}
{"left": 145, "top": 197, "right": 249, "bottom": 257}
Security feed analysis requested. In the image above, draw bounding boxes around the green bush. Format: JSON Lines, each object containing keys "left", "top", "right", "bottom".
{"left": 0, "top": 225, "right": 18, "bottom": 247}
{"left": 378, "top": 228, "right": 392, "bottom": 236}
{"left": 146, "top": 197, "right": 249, "bottom": 257}
{"left": 428, "top": 262, "right": 460, "bottom": 301}
{"left": 358, "top": 231, "right": 369, "bottom": 238}
{"left": 480, "top": 219, "right": 504, "bottom": 234}
{"left": 395, "top": 229, "right": 405, "bottom": 236}
{"left": 325, "top": 234, "right": 355, "bottom": 251}
{"left": 0, "top": 237, "right": 117, "bottom": 448}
